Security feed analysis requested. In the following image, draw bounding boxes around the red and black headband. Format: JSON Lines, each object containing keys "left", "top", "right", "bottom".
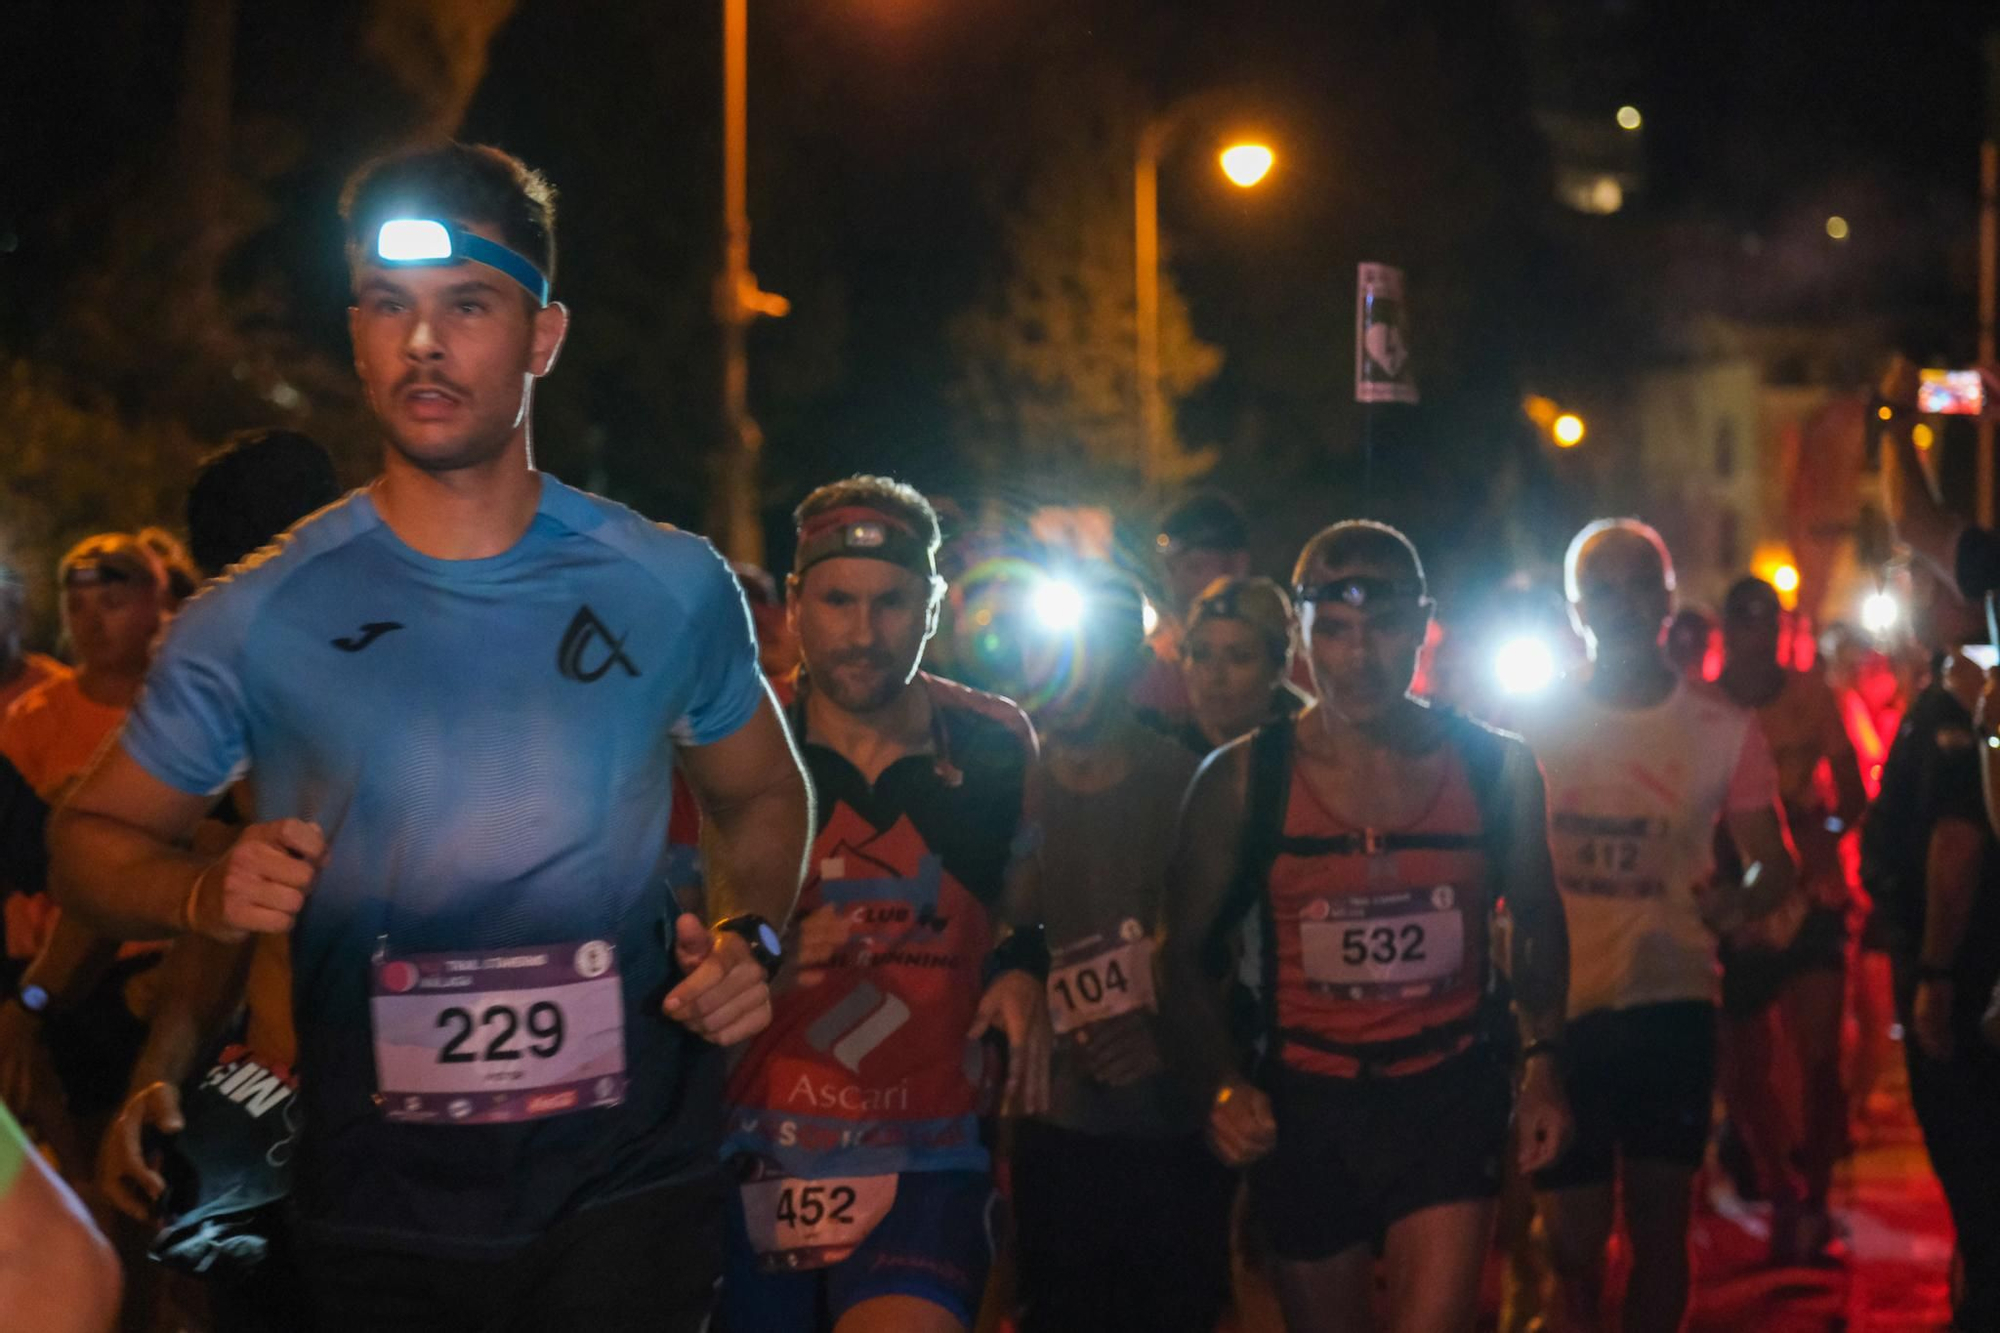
{"left": 794, "top": 506, "right": 938, "bottom": 581}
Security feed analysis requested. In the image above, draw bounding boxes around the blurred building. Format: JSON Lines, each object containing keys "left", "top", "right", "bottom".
{"left": 1630, "top": 316, "right": 1881, "bottom": 616}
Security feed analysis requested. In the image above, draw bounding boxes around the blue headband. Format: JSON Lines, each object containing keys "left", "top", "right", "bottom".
{"left": 373, "top": 218, "right": 550, "bottom": 306}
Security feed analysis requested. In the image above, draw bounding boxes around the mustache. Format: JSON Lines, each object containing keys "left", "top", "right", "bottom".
{"left": 394, "top": 370, "right": 470, "bottom": 399}
{"left": 828, "top": 649, "right": 896, "bottom": 672}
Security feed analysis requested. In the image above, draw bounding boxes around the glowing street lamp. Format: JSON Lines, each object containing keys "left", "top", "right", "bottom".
{"left": 1135, "top": 107, "right": 1275, "bottom": 490}
{"left": 1552, "top": 413, "right": 1586, "bottom": 447}
{"left": 1615, "top": 105, "right": 1643, "bottom": 131}
{"left": 1219, "top": 143, "right": 1275, "bottom": 188}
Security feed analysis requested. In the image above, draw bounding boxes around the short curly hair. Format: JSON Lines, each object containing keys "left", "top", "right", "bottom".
{"left": 794, "top": 475, "right": 942, "bottom": 558}
{"left": 1291, "top": 520, "right": 1425, "bottom": 593}
{"left": 341, "top": 141, "right": 557, "bottom": 290}
{"left": 1564, "top": 518, "right": 1675, "bottom": 603}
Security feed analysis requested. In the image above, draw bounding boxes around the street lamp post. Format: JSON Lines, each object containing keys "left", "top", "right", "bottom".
{"left": 1133, "top": 118, "right": 1167, "bottom": 495}
{"left": 714, "top": 0, "right": 789, "bottom": 567}
{"left": 1133, "top": 102, "right": 1271, "bottom": 493}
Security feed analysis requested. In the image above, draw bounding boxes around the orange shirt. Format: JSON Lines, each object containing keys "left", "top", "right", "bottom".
{"left": 0, "top": 673, "right": 126, "bottom": 800}
{"left": 0, "top": 654, "right": 67, "bottom": 724}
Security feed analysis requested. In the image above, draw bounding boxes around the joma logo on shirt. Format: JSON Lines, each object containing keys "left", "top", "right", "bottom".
{"left": 330, "top": 622, "right": 403, "bottom": 653}
{"left": 557, "top": 605, "right": 640, "bottom": 682}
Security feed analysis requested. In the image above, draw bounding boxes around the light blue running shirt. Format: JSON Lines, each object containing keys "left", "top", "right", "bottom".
{"left": 121, "top": 473, "right": 765, "bottom": 1257}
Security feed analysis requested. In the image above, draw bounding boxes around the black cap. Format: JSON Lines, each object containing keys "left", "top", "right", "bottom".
{"left": 187, "top": 431, "right": 341, "bottom": 577}
{"left": 1156, "top": 490, "right": 1249, "bottom": 556}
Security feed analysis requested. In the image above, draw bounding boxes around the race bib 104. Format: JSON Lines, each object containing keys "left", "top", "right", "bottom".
{"left": 371, "top": 940, "right": 626, "bottom": 1125}
{"left": 1046, "top": 925, "right": 1155, "bottom": 1037}
{"left": 741, "top": 1173, "right": 899, "bottom": 1272}
{"left": 1299, "top": 886, "right": 1467, "bottom": 1000}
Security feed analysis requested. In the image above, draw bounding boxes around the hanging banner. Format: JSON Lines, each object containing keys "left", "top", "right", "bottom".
{"left": 1355, "top": 263, "right": 1418, "bottom": 405}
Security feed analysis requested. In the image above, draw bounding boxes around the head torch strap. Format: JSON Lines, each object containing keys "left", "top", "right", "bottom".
{"left": 374, "top": 219, "right": 550, "bottom": 306}
{"left": 1190, "top": 586, "right": 1292, "bottom": 660}
{"left": 454, "top": 231, "right": 550, "bottom": 306}
{"left": 62, "top": 561, "right": 138, "bottom": 589}
{"left": 1293, "top": 577, "right": 1428, "bottom": 610}
{"left": 794, "top": 507, "right": 937, "bottom": 580}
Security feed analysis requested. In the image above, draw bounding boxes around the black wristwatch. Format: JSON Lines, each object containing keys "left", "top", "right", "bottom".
{"left": 714, "top": 914, "right": 784, "bottom": 980}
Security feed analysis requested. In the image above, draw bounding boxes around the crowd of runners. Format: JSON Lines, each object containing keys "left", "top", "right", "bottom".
{"left": 0, "top": 141, "right": 1995, "bottom": 1333}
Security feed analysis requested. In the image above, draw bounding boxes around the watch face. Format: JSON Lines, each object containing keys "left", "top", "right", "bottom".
{"left": 18, "top": 984, "right": 49, "bottom": 1013}
{"left": 756, "top": 922, "right": 783, "bottom": 957}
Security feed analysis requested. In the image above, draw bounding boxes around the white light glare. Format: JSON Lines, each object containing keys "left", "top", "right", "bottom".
{"left": 1033, "top": 579, "right": 1085, "bottom": 632}
{"left": 1861, "top": 591, "right": 1899, "bottom": 636}
{"left": 1494, "top": 636, "right": 1557, "bottom": 696}
{"left": 376, "top": 219, "right": 452, "bottom": 262}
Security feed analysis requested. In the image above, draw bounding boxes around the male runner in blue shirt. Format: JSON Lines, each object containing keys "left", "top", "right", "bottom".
{"left": 49, "top": 142, "right": 811, "bottom": 1333}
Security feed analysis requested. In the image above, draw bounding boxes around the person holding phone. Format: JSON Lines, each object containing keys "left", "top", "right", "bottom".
{"left": 1879, "top": 356, "right": 2000, "bottom": 598}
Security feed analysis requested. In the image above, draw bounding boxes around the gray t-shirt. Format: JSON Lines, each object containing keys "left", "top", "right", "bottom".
{"left": 1038, "top": 729, "right": 1204, "bottom": 1139}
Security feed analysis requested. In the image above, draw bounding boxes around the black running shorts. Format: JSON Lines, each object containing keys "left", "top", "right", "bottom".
{"left": 1531, "top": 1000, "right": 1717, "bottom": 1192}
{"left": 1246, "top": 1048, "right": 1512, "bottom": 1262}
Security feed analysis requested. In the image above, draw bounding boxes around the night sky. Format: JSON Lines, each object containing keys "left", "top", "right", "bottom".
{"left": 4, "top": 0, "right": 1996, "bottom": 588}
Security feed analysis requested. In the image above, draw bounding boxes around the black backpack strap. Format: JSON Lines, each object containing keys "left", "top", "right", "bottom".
{"left": 1203, "top": 719, "right": 1294, "bottom": 975}
{"left": 1439, "top": 710, "right": 1513, "bottom": 869}
{"left": 1438, "top": 709, "right": 1525, "bottom": 1058}
{"left": 1198, "top": 720, "right": 1294, "bottom": 1076}
{"left": 1274, "top": 1010, "right": 1486, "bottom": 1076}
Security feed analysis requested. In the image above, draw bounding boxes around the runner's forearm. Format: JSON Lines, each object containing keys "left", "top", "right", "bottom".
{"left": 14, "top": 914, "right": 121, "bottom": 1017}
{"left": 1921, "top": 818, "right": 1982, "bottom": 970}
{"left": 989, "top": 827, "right": 1048, "bottom": 978}
{"left": 1160, "top": 933, "right": 1242, "bottom": 1092}
{"left": 1508, "top": 889, "right": 1568, "bottom": 1049}
{"left": 125, "top": 936, "right": 252, "bottom": 1093}
{"left": 1159, "top": 750, "right": 1254, "bottom": 1092}
{"left": 48, "top": 808, "right": 208, "bottom": 942}
{"left": 701, "top": 768, "right": 811, "bottom": 929}
{"left": 1721, "top": 805, "right": 1797, "bottom": 921}
{"left": 1500, "top": 750, "right": 1567, "bottom": 1049}
{"left": 1984, "top": 746, "right": 2000, "bottom": 849}
{"left": 1829, "top": 738, "right": 1869, "bottom": 830}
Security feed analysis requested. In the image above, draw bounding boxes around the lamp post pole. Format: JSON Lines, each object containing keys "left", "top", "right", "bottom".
{"left": 714, "top": 0, "right": 788, "bottom": 566}
{"left": 1133, "top": 100, "right": 1271, "bottom": 496}
{"left": 1134, "top": 118, "right": 1167, "bottom": 495}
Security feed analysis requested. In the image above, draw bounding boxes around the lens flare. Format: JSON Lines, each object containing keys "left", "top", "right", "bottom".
{"left": 1494, "top": 636, "right": 1557, "bottom": 696}
{"left": 1033, "top": 579, "right": 1085, "bottom": 631}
